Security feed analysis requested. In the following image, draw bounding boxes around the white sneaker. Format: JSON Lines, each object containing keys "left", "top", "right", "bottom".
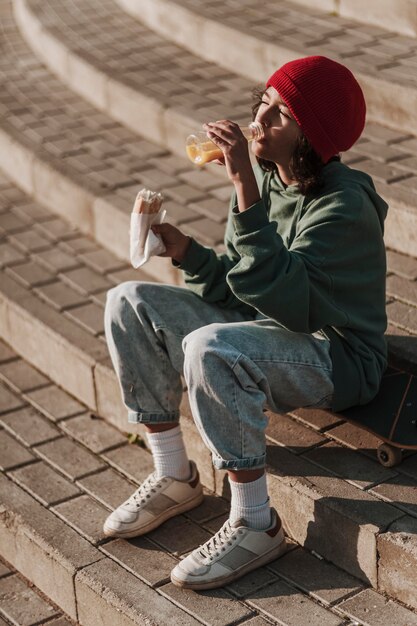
{"left": 170, "top": 508, "right": 286, "bottom": 590}
{"left": 103, "top": 460, "right": 203, "bottom": 538}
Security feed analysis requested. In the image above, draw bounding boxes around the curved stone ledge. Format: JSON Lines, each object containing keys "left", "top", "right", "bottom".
{"left": 284, "top": 0, "right": 417, "bottom": 38}
{"left": 341, "top": 0, "right": 417, "bottom": 37}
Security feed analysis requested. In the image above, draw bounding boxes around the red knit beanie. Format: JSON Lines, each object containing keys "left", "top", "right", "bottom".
{"left": 266, "top": 56, "right": 366, "bottom": 163}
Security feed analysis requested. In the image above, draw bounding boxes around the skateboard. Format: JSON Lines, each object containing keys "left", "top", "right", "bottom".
{"left": 336, "top": 368, "right": 417, "bottom": 467}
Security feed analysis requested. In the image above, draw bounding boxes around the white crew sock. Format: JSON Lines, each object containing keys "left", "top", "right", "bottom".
{"left": 146, "top": 425, "right": 191, "bottom": 481}
{"left": 229, "top": 472, "right": 272, "bottom": 530}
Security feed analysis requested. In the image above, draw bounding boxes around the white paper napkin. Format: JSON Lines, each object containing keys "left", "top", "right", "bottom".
{"left": 130, "top": 208, "right": 166, "bottom": 268}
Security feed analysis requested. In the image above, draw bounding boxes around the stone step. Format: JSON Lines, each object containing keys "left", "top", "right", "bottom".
{"left": 107, "top": 0, "right": 417, "bottom": 135}
{"left": 2, "top": 344, "right": 417, "bottom": 625}
{"left": 243, "top": 0, "right": 417, "bottom": 39}
{"left": 1, "top": 170, "right": 417, "bottom": 609}
{"left": 1, "top": 0, "right": 417, "bottom": 608}
{"left": 8, "top": 0, "right": 417, "bottom": 258}
{"left": 0, "top": 558, "right": 74, "bottom": 625}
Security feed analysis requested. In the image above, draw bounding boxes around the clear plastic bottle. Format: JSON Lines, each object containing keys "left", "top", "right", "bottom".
{"left": 185, "top": 121, "right": 264, "bottom": 165}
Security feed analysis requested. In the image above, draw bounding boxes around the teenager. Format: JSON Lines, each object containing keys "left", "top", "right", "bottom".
{"left": 103, "top": 55, "right": 388, "bottom": 590}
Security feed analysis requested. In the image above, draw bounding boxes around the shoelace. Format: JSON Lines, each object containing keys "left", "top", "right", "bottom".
{"left": 198, "top": 520, "right": 241, "bottom": 560}
{"left": 129, "top": 472, "right": 165, "bottom": 508}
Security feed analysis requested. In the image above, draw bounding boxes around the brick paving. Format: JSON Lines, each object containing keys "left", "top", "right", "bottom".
{"left": 2, "top": 343, "right": 417, "bottom": 625}
{"left": 0, "top": 0, "right": 415, "bottom": 621}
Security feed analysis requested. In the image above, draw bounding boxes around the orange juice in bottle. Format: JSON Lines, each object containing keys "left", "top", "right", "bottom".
{"left": 186, "top": 122, "right": 264, "bottom": 165}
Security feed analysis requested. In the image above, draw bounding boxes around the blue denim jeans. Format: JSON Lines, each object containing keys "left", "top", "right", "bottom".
{"left": 105, "top": 281, "right": 334, "bottom": 470}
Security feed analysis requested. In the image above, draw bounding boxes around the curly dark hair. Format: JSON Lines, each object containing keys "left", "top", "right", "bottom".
{"left": 251, "top": 86, "right": 330, "bottom": 196}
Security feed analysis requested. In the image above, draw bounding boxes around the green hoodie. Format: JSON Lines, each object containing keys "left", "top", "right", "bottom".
{"left": 177, "top": 160, "right": 388, "bottom": 411}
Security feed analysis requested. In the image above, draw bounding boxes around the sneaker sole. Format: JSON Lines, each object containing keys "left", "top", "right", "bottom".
{"left": 170, "top": 537, "right": 288, "bottom": 590}
{"left": 102, "top": 490, "right": 204, "bottom": 538}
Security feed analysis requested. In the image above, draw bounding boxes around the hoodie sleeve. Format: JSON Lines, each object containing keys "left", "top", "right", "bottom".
{"left": 174, "top": 194, "right": 255, "bottom": 314}
{"left": 226, "top": 189, "right": 375, "bottom": 333}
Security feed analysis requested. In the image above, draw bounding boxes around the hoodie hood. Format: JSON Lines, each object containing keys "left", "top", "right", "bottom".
{"left": 255, "top": 160, "right": 388, "bottom": 234}
{"left": 321, "top": 160, "right": 388, "bottom": 233}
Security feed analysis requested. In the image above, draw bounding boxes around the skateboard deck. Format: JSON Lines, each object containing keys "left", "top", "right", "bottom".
{"left": 335, "top": 368, "right": 417, "bottom": 466}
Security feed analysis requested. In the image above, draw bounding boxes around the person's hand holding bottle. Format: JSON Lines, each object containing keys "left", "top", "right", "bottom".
{"left": 202, "top": 120, "right": 254, "bottom": 183}
{"left": 204, "top": 120, "right": 261, "bottom": 212}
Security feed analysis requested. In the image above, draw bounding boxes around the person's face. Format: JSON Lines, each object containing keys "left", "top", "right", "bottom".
{"left": 251, "top": 86, "right": 301, "bottom": 168}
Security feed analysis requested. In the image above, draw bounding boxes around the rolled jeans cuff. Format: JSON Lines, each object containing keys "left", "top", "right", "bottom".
{"left": 127, "top": 410, "right": 180, "bottom": 424}
{"left": 211, "top": 453, "right": 266, "bottom": 471}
